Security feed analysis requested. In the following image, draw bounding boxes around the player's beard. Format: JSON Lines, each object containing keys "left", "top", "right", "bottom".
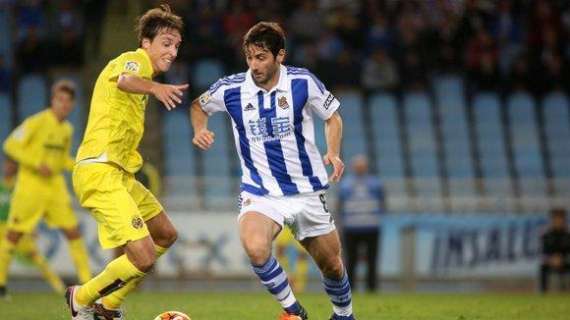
{"left": 253, "top": 63, "right": 279, "bottom": 86}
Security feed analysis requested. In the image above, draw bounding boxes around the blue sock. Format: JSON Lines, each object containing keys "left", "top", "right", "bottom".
{"left": 252, "top": 256, "right": 300, "bottom": 312}
{"left": 323, "top": 270, "right": 353, "bottom": 317}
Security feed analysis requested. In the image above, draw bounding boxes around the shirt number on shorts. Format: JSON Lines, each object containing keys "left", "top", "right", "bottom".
{"left": 319, "top": 194, "right": 329, "bottom": 213}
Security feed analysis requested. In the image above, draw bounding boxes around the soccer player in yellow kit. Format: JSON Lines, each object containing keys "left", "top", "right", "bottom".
{"left": 0, "top": 80, "right": 92, "bottom": 298}
{"left": 66, "top": 5, "right": 187, "bottom": 320}
{"left": 0, "top": 158, "right": 65, "bottom": 298}
{"left": 275, "top": 227, "right": 310, "bottom": 293}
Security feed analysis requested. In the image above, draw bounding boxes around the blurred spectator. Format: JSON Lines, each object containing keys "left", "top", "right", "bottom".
{"left": 361, "top": 48, "right": 399, "bottom": 92}
{"left": 325, "top": 49, "right": 360, "bottom": 90}
{"left": 222, "top": 2, "right": 256, "bottom": 54}
{"left": 338, "top": 155, "right": 386, "bottom": 292}
{"left": 15, "top": 26, "right": 45, "bottom": 74}
{"left": 540, "top": 53, "right": 570, "bottom": 93}
{"left": 466, "top": 29, "right": 500, "bottom": 91}
{"left": 507, "top": 53, "right": 530, "bottom": 92}
{"left": 288, "top": 0, "right": 323, "bottom": 44}
{"left": 15, "top": 0, "right": 45, "bottom": 40}
{"left": 539, "top": 208, "right": 570, "bottom": 293}
{"left": 3, "top": 0, "right": 570, "bottom": 102}
{"left": 365, "top": 12, "right": 393, "bottom": 53}
{"left": 399, "top": 51, "right": 427, "bottom": 91}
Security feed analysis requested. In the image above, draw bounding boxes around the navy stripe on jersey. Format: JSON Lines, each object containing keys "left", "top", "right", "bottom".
{"left": 292, "top": 79, "right": 326, "bottom": 191}
{"left": 259, "top": 91, "right": 299, "bottom": 195}
{"left": 210, "top": 73, "right": 246, "bottom": 94}
{"left": 287, "top": 66, "right": 325, "bottom": 94}
{"left": 224, "top": 87, "right": 268, "bottom": 195}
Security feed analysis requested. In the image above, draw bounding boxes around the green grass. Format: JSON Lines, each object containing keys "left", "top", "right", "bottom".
{"left": 1, "top": 292, "right": 569, "bottom": 319}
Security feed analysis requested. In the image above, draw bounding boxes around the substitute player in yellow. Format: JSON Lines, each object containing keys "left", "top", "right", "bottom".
{"left": 67, "top": 5, "right": 187, "bottom": 320}
{"left": 0, "top": 80, "right": 92, "bottom": 296}
{"left": 275, "top": 226, "right": 309, "bottom": 293}
{"left": 0, "top": 158, "right": 65, "bottom": 299}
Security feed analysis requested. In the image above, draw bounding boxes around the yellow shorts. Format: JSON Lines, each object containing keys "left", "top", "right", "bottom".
{"left": 7, "top": 186, "right": 78, "bottom": 234}
{"left": 276, "top": 226, "right": 304, "bottom": 251}
{"left": 73, "top": 162, "right": 163, "bottom": 249}
{"left": 0, "top": 223, "right": 38, "bottom": 254}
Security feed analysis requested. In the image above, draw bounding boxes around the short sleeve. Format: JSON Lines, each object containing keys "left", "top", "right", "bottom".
{"left": 306, "top": 74, "right": 340, "bottom": 120}
{"left": 108, "top": 51, "right": 153, "bottom": 82}
{"left": 198, "top": 80, "right": 227, "bottom": 115}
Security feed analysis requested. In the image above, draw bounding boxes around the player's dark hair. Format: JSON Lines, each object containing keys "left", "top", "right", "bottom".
{"left": 136, "top": 4, "right": 183, "bottom": 47}
{"left": 243, "top": 21, "right": 286, "bottom": 57}
{"left": 51, "top": 79, "right": 76, "bottom": 99}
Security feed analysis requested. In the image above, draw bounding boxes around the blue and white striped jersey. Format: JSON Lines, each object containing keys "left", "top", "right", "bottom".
{"left": 198, "top": 65, "right": 340, "bottom": 197}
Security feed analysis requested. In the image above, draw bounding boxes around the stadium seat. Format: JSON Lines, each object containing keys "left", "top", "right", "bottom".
{"left": 202, "top": 113, "right": 236, "bottom": 209}
{"left": 543, "top": 92, "right": 570, "bottom": 197}
{"left": 507, "top": 92, "right": 546, "bottom": 203}
{"left": 163, "top": 110, "right": 196, "bottom": 202}
{"left": 17, "top": 74, "right": 47, "bottom": 120}
{"left": 403, "top": 92, "right": 443, "bottom": 211}
{"left": 473, "top": 92, "right": 514, "bottom": 209}
{"left": 191, "top": 59, "right": 225, "bottom": 92}
{"left": 337, "top": 91, "right": 366, "bottom": 159}
{"left": 434, "top": 75, "right": 476, "bottom": 210}
{"left": 369, "top": 93, "right": 409, "bottom": 210}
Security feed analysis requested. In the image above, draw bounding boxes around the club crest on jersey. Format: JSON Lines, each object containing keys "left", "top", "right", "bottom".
{"left": 131, "top": 216, "right": 144, "bottom": 229}
{"left": 244, "top": 103, "right": 255, "bottom": 111}
{"left": 124, "top": 61, "right": 140, "bottom": 73}
{"left": 278, "top": 96, "right": 289, "bottom": 109}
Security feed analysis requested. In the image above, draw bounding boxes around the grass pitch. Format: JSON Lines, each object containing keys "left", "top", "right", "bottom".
{"left": 1, "top": 292, "right": 569, "bottom": 319}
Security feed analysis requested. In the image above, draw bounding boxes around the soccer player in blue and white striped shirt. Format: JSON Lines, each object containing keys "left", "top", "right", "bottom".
{"left": 190, "top": 22, "right": 355, "bottom": 320}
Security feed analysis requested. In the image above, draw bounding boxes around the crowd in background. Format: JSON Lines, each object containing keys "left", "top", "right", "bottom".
{"left": 1, "top": 0, "right": 570, "bottom": 97}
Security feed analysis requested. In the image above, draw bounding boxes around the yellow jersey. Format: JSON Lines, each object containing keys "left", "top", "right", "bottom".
{"left": 76, "top": 48, "right": 154, "bottom": 173}
{"left": 3, "top": 109, "right": 74, "bottom": 189}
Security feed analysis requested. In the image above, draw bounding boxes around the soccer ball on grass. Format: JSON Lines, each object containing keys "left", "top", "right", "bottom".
{"left": 153, "top": 311, "right": 191, "bottom": 320}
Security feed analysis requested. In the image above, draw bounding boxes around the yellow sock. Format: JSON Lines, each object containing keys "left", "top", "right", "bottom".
{"left": 68, "top": 238, "right": 92, "bottom": 284}
{"left": 0, "top": 238, "right": 16, "bottom": 286}
{"left": 76, "top": 254, "right": 145, "bottom": 306}
{"left": 30, "top": 252, "right": 65, "bottom": 294}
{"left": 102, "top": 245, "right": 168, "bottom": 310}
{"left": 295, "top": 256, "right": 309, "bottom": 293}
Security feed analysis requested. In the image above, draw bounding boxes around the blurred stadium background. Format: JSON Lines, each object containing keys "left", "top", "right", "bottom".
{"left": 1, "top": 0, "right": 570, "bottom": 301}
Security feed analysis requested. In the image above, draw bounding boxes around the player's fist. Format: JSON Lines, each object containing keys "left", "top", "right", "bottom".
{"left": 192, "top": 129, "right": 215, "bottom": 150}
{"left": 323, "top": 153, "right": 344, "bottom": 183}
{"left": 151, "top": 83, "right": 189, "bottom": 110}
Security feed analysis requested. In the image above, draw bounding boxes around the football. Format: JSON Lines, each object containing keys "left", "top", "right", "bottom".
{"left": 153, "top": 311, "right": 191, "bottom": 320}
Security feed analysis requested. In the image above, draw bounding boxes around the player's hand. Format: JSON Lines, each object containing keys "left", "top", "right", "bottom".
{"left": 192, "top": 128, "right": 215, "bottom": 150}
{"left": 323, "top": 153, "right": 344, "bottom": 183}
{"left": 151, "top": 83, "right": 189, "bottom": 110}
{"left": 37, "top": 164, "right": 53, "bottom": 177}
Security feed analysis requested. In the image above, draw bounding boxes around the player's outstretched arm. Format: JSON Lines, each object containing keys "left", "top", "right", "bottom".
{"left": 323, "top": 111, "right": 344, "bottom": 183}
{"left": 117, "top": 74, "right": 188, "bottom": 110}
{"left": 190, "top": 98, "right": 215, "bottom": 150}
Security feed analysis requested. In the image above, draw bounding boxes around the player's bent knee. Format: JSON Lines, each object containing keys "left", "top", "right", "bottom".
{"left": 130, "top": 250, "right": 156, "bottom": 272}
{"left": 62, "top": 226, "right": 82, "bottom": 240}
{"left": 320, "top": 257, "right": 344, "bottom": 279}
{"left": 244, "top": 241, "right": 272, "bottom": 266}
